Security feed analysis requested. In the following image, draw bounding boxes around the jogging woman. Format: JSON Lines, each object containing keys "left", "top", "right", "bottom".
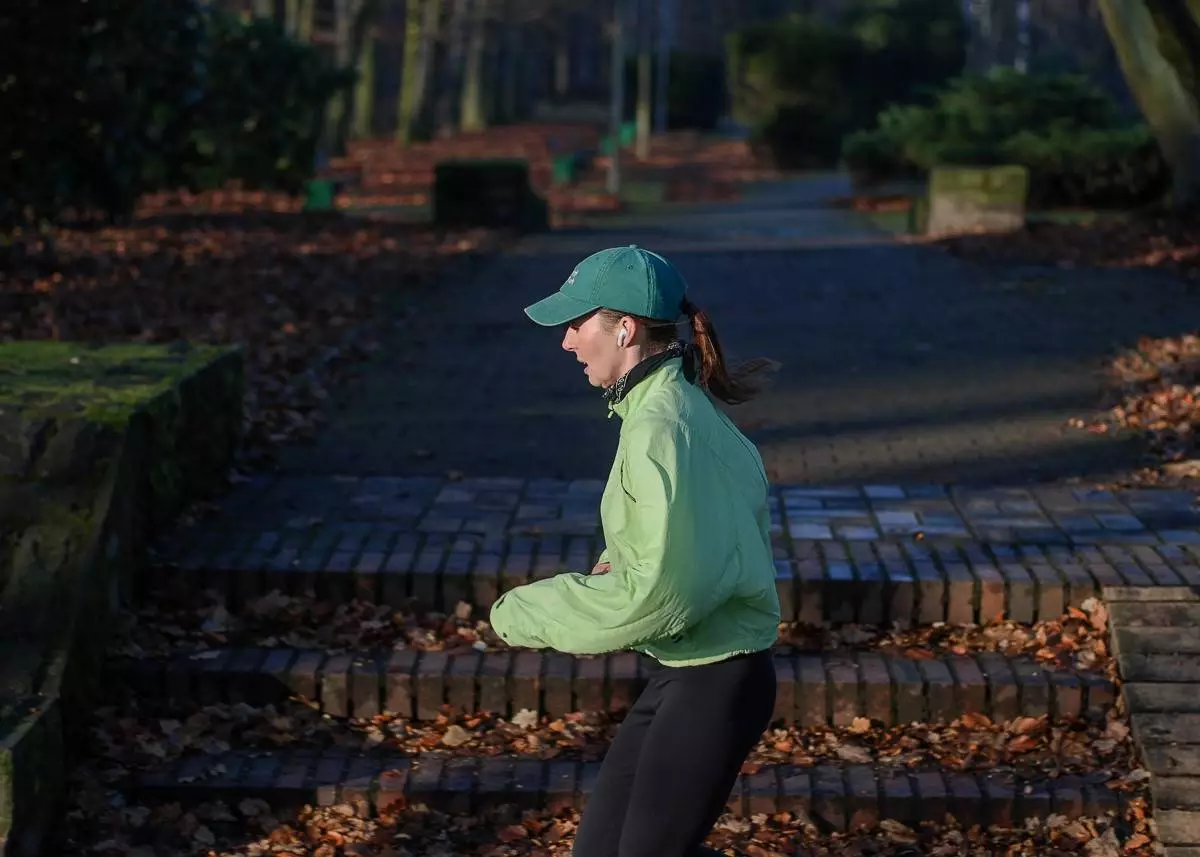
{"left": 489, "top": 245, "right": 781, "bottom": 857}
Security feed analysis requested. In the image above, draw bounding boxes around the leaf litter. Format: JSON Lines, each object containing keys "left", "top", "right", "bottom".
{"left": 111, "top": 591, "right": 1113, "bottom": 680}
{"left": 1, "top": 205, "right": 497, "bottom": 469}
{"left": 86, "top": 692, "right": 1144, "bottom": 787}
{"left": 59, "top": 791, "right": 1160, "bottom": 857}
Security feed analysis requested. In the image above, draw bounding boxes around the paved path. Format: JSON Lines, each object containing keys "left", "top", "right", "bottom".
{"left": 282, "top": 175, "right": 1200, "bottom": 486}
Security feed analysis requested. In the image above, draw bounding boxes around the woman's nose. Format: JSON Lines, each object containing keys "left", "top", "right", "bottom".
{"left": 561, "top": 328, "right": 574, "bottom": 351}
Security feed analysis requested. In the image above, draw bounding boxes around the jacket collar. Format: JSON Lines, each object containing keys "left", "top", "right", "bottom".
{"left": 604, "top": 341, "right": 698, "bottom": 419}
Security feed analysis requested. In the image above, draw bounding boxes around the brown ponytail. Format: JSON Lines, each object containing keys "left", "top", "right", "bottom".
{"left": 680, "top": 299, "right": 777, "bottom": 404}
{"left": 597, "top": 304, "right": 778, "bottom": 404}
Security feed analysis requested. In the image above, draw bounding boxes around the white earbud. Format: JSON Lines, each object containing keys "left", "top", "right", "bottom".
{"left": 617, "top": 329, "right": 628, "bottom": 347}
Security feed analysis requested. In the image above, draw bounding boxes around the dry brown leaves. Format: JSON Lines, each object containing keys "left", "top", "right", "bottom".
{"left": 1095, "top": 331, "right": 1200, "bottom": 484}
{"left": 780, "top": 600, "right": 1112, "bottom": 677}
{"left": 930, "top": 217, "right": 1200, "bottom": 274}
{"left": 87, "top": 691, "right": 1143, "bottom": 788}
{"left": 750, "top": 710, "right": 1146, "bottom": 786}
{"left": 1, "top": 202, "right": 496, "bottom": 466}
{"left": 113, "top": 591, "right": 1112, "bottom": 681}
{"left": 110, "top": 592, "right": 504, "bottom": 659}
{"left": 60, "top": 792, "right": 1159, "bottom": 857}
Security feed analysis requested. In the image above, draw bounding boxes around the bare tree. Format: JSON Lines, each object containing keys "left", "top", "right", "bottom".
{"left": 1098, "top": 0, "right": 1200, "bottom": 207}
{"left": 396, "top": 0, "right": 442, "bottom": 144}
{"left": 460, "top": 0, "right": 490, "bottom": 130}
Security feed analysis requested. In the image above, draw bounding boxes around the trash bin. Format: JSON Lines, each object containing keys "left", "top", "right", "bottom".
{"left": 619, "top": 121, "right": 637, "bottom": 147}
{"left": 552, "top": 153, "right": 578, "bottom": 185}
{"left": 304, "top": 179, "right": 335, "bottom": 212}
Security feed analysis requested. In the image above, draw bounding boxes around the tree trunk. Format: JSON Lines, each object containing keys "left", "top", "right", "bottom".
{"left": 607, "top": 8, "right": 625, "bottom": 194}
{"left": 1098, "top": 0, "right": 1200, "bottom": 207}
{"left": 284, "top": 0, "right": 299, "bottom": 36}
{"left": 436, "top": 0, "right": 470, "bottom": 135}
{"left": 396, "top": 0, "right": 441, "bottom": 145}
{"left": 963, "top": 0, "right": 994, "bottom": 71}
{"left": 327, "top": 0, "right": 381, "bottom": 154}
{"left": 655, "top": 0, "right": 672, "bottom": 133}
{"left": 554, "top": 12, "right": 571, "bottom": 97}
{"left": 353, "top": 32, "right": 376, "bottom": 138}
{"left": 297, "top": 0, "right": 316, "bottom": 42}
{"left": 397, "top": 0, "right": 424, "bottom": 144}
{"left": 500, "top": 6, "right": 521, "bottom": 122}
{"left": 635, "top": 0, "right": 652, "bottom": 158}
{"left": 460, "top": 0, "right": 488, "bottom": 131}
{"left": 1014, "top": 0, "right": 1031, "bottom": 70}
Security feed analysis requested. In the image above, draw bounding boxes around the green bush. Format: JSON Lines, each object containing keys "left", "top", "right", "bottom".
{"left": 840, "top": 130, "right": 912, "bottom": 185}
{"left": 727, "top": 18, "right": 864, "bottom": 168}
{"left": 843, "top": 69, "right": 1169, "bottom": 208}
{"left": 0, "top": 0, "right": 208, "bottom": 225}
{"left": 727, "top": 0, "right": 965, "bottom": 169}
{"left": 0, "top": 0, "right": 348, "bottom": 227}
{"left": 182, "top": 13, "right": 352, "bottom": 194}
{"left": 1001, "top": 127, "right": 1170, "bottom": 209}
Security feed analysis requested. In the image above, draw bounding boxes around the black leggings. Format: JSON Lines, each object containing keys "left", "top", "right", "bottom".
{"left": 572, "top": 648, "right": 777, "bottom": 857}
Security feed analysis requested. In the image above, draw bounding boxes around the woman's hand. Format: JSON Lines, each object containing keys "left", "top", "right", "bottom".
{"left": 590, "top": 562, "right": 612, "bottom": 575}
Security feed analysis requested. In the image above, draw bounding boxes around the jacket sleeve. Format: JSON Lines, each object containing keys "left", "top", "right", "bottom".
{"left": 489, "top": 422, "right": 728, "bottom": 654}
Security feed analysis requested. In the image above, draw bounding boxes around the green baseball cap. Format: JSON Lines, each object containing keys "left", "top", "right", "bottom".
{"left": 524, "top": 245, "right": 688, "bottom": 326}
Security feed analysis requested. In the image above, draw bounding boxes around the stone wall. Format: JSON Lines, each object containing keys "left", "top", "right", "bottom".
{"left": 0, "top": 344, "right": 243, "bottom": 857}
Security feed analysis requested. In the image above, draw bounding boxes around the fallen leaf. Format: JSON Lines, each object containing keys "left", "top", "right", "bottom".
{"left": 848, "top": 717, "right": 872, "bottom": 735}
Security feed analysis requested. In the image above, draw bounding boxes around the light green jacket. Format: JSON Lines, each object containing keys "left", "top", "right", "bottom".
{"left": 489, "top": 358, "right": 781, "bottom": 666}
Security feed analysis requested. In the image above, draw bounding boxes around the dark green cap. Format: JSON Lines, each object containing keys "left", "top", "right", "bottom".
{"left": 524, "top": 245, "right": 688, "bottom": 326}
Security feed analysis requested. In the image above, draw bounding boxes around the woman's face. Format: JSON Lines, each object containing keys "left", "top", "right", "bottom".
{"left": 562, "top": 311, "right": 625, "bottom": 389}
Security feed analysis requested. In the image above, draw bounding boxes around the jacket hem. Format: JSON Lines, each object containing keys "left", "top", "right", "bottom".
{"left": 639, "top": 645, "right": 773, "bottom": 668}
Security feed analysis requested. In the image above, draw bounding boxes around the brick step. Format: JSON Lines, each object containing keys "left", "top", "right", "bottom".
{"left": 1134, "top": 714, "right": 1200, "bottom": 779}
{"left": 1111, "top": 602, "right": 1200, "bottom": 628}
{"left": 1120, "top": 654, "right": 1200, "bottom": 683}
{"left": 148, "top": 552, "right": 1114, "bottom": 626}
{"left": 1155, "top": 807, "right": 1200, "bottom": 846}
{"left": 1125, "top": 684, "right": 1200, "bottom": 715}
{"left": 1115, "top": 627, "right": 1200, "bottom": 656}
{"left": 110, "top": 648, "right": 1115, "bottom": 726}
{"left": 129, "top": 749, "right": 1127, "bottom": 831}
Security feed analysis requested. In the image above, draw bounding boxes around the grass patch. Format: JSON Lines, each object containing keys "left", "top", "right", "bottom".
{"left": 0, "top": 342, "right": 227, "bottom": 427}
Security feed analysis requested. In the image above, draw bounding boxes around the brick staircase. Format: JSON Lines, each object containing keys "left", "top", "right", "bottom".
{"left": 66, "top": 476, "right": 1200, "bottom": 853}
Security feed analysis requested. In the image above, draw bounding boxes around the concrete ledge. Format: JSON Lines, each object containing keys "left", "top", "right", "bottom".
{"left": 0, "top": 345, "right": 243, "bottom": 857}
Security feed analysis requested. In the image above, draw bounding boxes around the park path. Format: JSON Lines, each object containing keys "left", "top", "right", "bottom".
{"left": 88, "top": 174, "right": 1200, "bottom": 855}
{"left": 281, "top": 174, "right": 1200, "bottom": 487}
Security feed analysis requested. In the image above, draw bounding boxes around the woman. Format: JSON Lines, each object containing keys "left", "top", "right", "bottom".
{"left": 489, "top": 245, "right": 781, "bottom": 857}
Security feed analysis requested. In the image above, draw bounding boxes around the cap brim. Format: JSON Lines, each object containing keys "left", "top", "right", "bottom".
{"left": 523, "top": 291, "right": 599, "bottom": 327}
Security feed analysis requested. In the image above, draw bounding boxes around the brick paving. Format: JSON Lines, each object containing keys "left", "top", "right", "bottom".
{"left": 131, "top": 751, "right": 1125, "bottom": 830}
{"left": 96, "top": 179, "right": 1200, "bottom": 850}
{"left": 157, "top": 476, "right": 1200, "bottom": 626}
{"left": 111, "top": 648, "right": 1113, "bottom": 725}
